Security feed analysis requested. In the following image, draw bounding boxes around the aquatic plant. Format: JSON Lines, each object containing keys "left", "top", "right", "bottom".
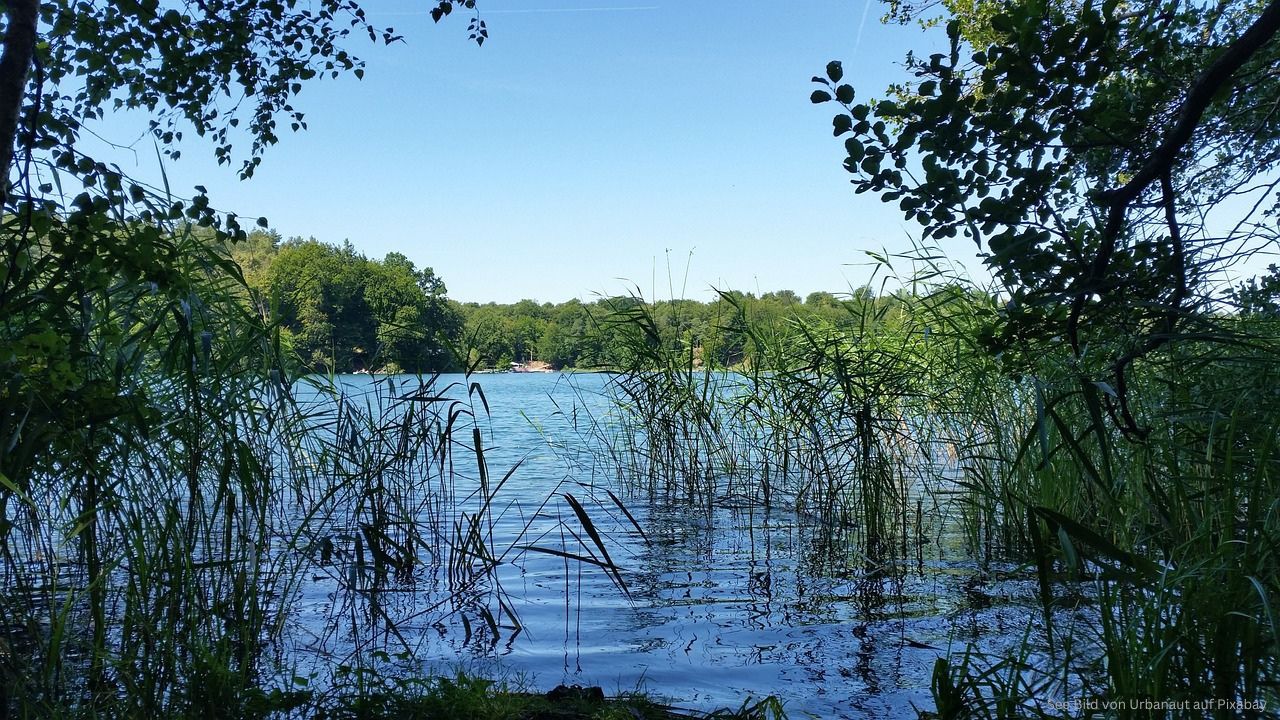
{"left": 0, "top": 214, "right": 607, "bottom": 716}
{"left": 591, "top": 252, "right": 1280, "bottom": 717}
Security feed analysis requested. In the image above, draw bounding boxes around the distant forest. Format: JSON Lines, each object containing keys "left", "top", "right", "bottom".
{"left": 228, "top": 230, "right": 898, "bottom": 373}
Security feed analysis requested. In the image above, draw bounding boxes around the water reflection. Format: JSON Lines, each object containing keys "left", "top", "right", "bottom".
{"left": 287, "top": 373, "right": 1045, "bottom": 719}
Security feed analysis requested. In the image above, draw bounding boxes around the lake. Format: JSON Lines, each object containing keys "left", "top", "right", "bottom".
{"left": 284, "top": 372, "right": 1051, "bottom": 719}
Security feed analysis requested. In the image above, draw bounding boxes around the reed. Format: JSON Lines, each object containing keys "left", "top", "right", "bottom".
{"left": 0, "top": 212, "right": 568, "bottom": 716}
{"left": 598, "top": 280, "right": 971, "bottom": 571}
{"left": 593, "top": 254, "right": 1280, "bottom": 717}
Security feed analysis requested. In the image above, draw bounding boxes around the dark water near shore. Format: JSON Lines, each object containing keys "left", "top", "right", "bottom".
{"left": 286, "top": 373, "right": 1051, "bottom": 719}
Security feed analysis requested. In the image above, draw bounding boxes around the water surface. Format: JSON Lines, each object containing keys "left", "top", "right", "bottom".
{"left": 285, "top": 372, "right": 1046, "bottom": 719}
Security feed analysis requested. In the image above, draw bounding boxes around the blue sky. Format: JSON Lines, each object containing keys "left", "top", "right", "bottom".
{"left": 92, "top": 1, "right": 982, "bottom": 304}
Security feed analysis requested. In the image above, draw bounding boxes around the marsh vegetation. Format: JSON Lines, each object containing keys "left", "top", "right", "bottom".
{"left": 3, "top": 0, "right": 1280, "bottom": 718}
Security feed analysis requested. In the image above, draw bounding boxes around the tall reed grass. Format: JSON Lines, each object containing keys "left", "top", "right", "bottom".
{"left": 599, "top": 277, "right": 976, "bottom": 571}
{"left": 0, "top": 213, "right": 605, "bottom": 717}
{"left": 594, "top": 254, "right": 1280, "bottom": 717}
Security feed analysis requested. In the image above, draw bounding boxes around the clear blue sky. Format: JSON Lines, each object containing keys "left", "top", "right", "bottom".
{"left": 93, "top": 1, "right": 984, "bottom": 304}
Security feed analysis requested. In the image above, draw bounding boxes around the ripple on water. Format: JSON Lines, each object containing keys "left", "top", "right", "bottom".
{"left": 285, "top": 373, "right": 1061, "bottom": 719}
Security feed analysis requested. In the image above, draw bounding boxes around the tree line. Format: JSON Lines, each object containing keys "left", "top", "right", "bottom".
{"left": 228, "top": 230, "right": 917, "bottom": 373}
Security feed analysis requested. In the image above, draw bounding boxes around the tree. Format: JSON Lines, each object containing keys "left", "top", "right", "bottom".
{"left": 0, "top": 0, "right": 482, "bottom": 404}
{"left": 366, "top": 251, "right": 461, "bottom": 372}
{"left": 761, "top": 289, "right": 802, "bottom": 306}
{"left": 536, "top": 299, "right": 594, "bottom": 369}
{"left": 0, "top": 4, "right": 477, "bottom": 711}
{"left": 814, "top": 0, "right": 1280, "bottom": 435}
{"left": 1, "top": 1, "right": 483, "bottom": 185}
{"left": 0, "top": 0, "right": 486, "bottom": 301}
{"left": 262, "top": 240, "right": 461, "bottom": 373}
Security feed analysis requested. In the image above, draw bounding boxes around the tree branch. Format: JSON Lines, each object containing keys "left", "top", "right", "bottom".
{"left": 1068, "top": 0, "right": 1280, "bottom": 353}
{"left": 0, "top": 0, "right": 38, "bottom": 208}
{"left": 1100, "top": 0, "right": 1280, "bottom": 211}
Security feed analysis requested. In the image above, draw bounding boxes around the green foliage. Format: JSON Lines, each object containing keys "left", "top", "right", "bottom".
{"left": 802, "top": 2, "right": 1280, "bottom": 716}
{"left": 815, "top": 0, "right": 1280, "bottom": 437}
{"left": 0, "top": 216, "right": 292, "bottom": 717}
{"left": 597, "top": 251, "right": 1280, "bottom": 715}
{"left": 237, "top": 237, "right": 462, "bottom": 373}
{"left": 455, "top": 289, "right": 872, "bottom": 372}
{"left": 598, "top": 278, "right": 984, "bottom": 559}
{"left": 226, "top": 229, "right": 280, "bottom": 309}
{"left": 0, "top": 1, "right": 482, "bottom": 717}
{"left": 1232, "top": 263, "right": 1280, "bottom": 316}
{"left": 33, "top": 0, "right": 442, "bottom": 179}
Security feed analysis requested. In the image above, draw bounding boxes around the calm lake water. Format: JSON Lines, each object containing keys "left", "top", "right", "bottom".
{"left": 285, "top": 373, "right": 1050, "bottom": 719}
